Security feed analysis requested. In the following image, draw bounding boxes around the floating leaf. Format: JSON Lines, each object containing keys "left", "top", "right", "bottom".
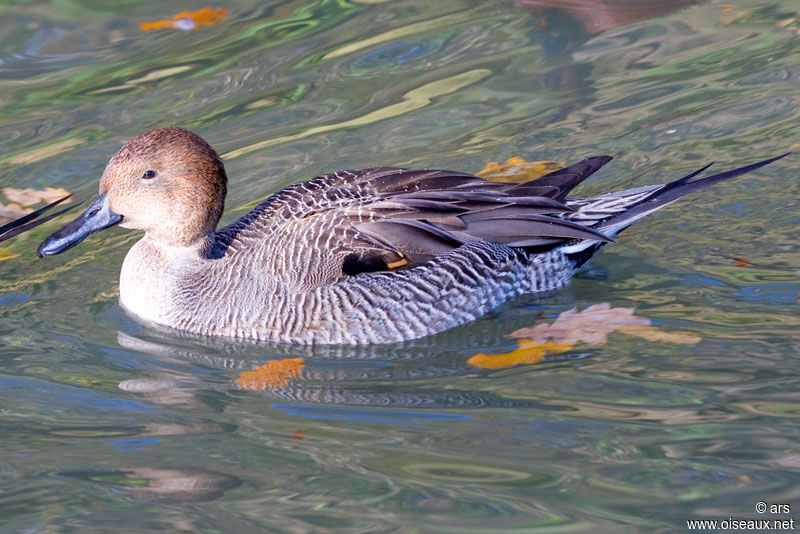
{"left": 732, "top": 257, "right": 751, "bottom": 267}
{"left": 3, "top": 187, "right": 70, "bottom": 207}
{"left": 235, "top": 358, "right": 304, "bottom": 390}
{"left": 468, "top": 340, "right": 573, "bottom": 370}
{"left": 469, "top": 303, "right": 701, "bottom": 370}
{"left": 0, "top": 192, "right": 73, "bottom": 245}
{"left": 141, "top": 8, "right": 228, "bottom": 31}
{"left": 510, "top": 303, "right": 650, "bottom": 345}
{"left": 476, "top": 157, "right": 563, "bottom": 183}
{"left": 0, "top": 203, "right": 30, "bottom": 222}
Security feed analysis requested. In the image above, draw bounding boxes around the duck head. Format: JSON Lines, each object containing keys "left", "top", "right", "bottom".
{"left": 38, "top": 128, "right": 227, "bottom": 256}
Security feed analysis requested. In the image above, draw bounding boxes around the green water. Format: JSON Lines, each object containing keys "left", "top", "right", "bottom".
{"left": 1, "top": 0, "right": 799, "bottom": 531}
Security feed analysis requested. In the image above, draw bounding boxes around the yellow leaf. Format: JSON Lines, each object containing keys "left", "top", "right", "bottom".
{"left": 236, "top": 358, "right": 304, "bottom": 390}
{"left": 468, "top": 340, "right": 573, "bottom": 370}
{"left": 476, "top": 157, "right": 563, "bottom": 183}
{"left": 0, "top": 248, "right": 16, "bottom": 261}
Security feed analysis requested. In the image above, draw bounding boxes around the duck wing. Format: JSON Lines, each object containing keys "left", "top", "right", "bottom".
{"left": 218, "top": 159, "right": 613, "bottom": 289}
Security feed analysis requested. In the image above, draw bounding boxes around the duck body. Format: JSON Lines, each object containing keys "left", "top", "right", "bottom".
{"left": 119, "top": 215, "right": 572, "bottom": 345}
{"left": 118, "top": 166, "right": 576, "bottom": 344}
{"left": 38, "top": 128, "right": 787, "bottom": 345}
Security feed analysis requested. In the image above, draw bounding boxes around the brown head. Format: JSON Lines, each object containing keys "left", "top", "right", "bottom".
{"left": 38, "top": 128, "right": 227, "bottom": 256}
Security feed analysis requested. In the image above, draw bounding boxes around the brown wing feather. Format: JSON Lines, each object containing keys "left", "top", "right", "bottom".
{"left": 218, "top": 160, "right": 613, "bottom": 289}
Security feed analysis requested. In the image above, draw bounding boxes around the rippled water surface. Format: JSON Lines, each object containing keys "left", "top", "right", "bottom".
{"left": 1, "top": 0, "right": 799, "bottom": 531}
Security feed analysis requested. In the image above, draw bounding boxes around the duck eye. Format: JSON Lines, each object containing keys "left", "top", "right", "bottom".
{"left": 142, "top": 170, "right": 157, "bottom": 180}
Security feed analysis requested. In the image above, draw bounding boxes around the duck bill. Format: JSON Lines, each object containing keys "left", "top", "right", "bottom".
{"left": 37, "top": 193, "right": 122, "bottom": 257}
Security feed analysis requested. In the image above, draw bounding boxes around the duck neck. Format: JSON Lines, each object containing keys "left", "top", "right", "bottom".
{"left": 141, "top": 230, "right": 219, "bottom": 259}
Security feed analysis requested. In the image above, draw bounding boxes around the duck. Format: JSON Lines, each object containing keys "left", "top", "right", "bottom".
{"left": 37, "top": 128, "right": 787, "bottom": 344}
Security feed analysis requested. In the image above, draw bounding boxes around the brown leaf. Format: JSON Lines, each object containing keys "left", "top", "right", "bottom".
{"left": 3, "top": 187, "right": 70, "bottom": 207}
{"left": 510, "top": 303, "right": 650, "bottom": 345}
{"left": 0, "top": 203, "right": 31, "bottom": 222}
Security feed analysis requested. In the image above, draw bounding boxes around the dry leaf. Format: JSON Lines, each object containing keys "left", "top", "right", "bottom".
{"left": 0, "top": 203, "right": 30, "bottom": 223}
{"left": 3, "top": 187, "right": 70, "bottom": 207}
{"left": 510, "top": 303, "right": 650, "bottom": 345}
{"left": 732, "top": 257, "right": 751, "bottom": 267}
{"left": 236, "top": 358, "right": 304, "bottom": 390}
{"left": 476, "top": 157, "right": 563, "bottom": 183}
{"left": 468, "top": 340, "right": 573, "bottom": 369}
{"left": 470, "top": 304, "right": 702, "bottom": 369}
{"left": 141, "top": 8, "right": 228, "bottom": 31}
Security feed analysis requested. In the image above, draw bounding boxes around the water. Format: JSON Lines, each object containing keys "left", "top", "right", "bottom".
{"left": 1, "top": 0, "right": 799, "bottom": 531}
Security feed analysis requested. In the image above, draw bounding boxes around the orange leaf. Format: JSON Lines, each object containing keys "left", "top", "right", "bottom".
{"left": 141, "top": 8, "right": 228, "bottom": 31}
{"left": 468, "top": 340, "right": 573, "bottom": 370}
{"left": 732, "top": 257, "right": 751, "bottom": 267}
{"left": 140, "top": 20, "right": 177, "bottom": 31}
{"left": 178, "top": 8, "right": 228, "bottom": 27}
{"left": 236, "top": 358, "right": 304, "bottom": 390}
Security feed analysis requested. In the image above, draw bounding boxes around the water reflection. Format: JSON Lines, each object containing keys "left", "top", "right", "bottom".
{"left": 114, "top": 324, "right": 573, "bottom": 413}
{"left": 517, "top": 0, "right": 699, "bottom": 56}
{"left": 516, "top": 0, "right": 701, "bottom": 127}
{"left": 0, "top": 0, "right": 798, "bottom": 530}
{"left": 62, "top": 466, "right": 241, "bottom": 503}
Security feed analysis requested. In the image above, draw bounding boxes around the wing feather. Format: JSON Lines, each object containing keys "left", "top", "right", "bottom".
{"left": 218, "top": 161, "right": 615, "bottom": 288}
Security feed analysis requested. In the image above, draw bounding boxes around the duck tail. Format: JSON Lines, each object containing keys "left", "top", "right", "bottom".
{"left": 561, "top": 152, "right": 790, "bottom": 266}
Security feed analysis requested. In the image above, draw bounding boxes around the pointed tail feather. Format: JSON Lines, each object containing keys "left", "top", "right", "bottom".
{"left": 0, "top": 195, "right": 75, "bottom": 243}
{"left": 509, "top": 155, "right": 613, "bottom": 200}
{"left": 560, "top": 152, "right": 789, "bottom": 265}
{"left": 596, "top": 152, "right": 790, "bottom": 237}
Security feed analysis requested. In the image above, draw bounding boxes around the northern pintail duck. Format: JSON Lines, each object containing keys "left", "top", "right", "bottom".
{"left": 38, "top": 128, "right": 786, "bottom": 344}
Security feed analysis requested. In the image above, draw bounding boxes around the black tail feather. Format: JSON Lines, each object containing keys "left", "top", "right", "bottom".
{"left": 510, "top": 155, "right": 613, "bottom": 200}
{"left": 598, "top": 152, "right": 790, "bottom": 235}
{"left": 0, "top": 195, "right": 75, "bottom": 243}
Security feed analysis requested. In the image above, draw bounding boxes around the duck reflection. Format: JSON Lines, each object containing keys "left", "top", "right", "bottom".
{"left": 61, "top": 465, "right": 241, "bottom": 503}
{"left": 113, "top": 299, "right": 701, "bottom": 413}
{"left": 517, "top": 0, "right": 700, "bottom": 125}
{"left": 114, "top": 314, "right": 583, "bottom": 413}
{"left": 518, "top": 0, "right": 699, "bottom": 56}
